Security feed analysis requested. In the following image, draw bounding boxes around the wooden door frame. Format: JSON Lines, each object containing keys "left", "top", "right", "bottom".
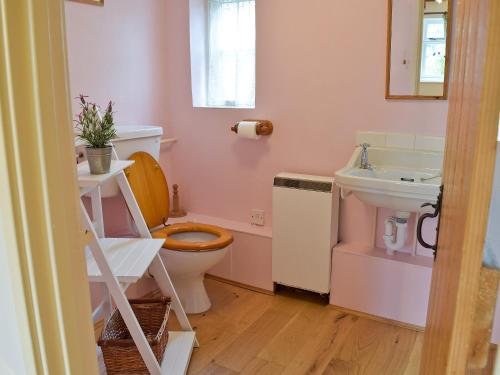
{"left": 420, "top": 0, "right": 500, "bottom": 373}
{"left": 2, "top": 0, "right": 498, "bottom": 373}
{"left": 0, "top": 0, "right": 98, "bottom": 373}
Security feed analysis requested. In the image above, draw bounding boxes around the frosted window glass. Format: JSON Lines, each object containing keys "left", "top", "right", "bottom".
{"left": 206, "top": 0, "right": 255, "bottom": 108}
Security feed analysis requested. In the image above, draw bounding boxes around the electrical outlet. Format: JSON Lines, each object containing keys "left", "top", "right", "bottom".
{"left": 251, "top": 209, "right": 265, "bottom": 226}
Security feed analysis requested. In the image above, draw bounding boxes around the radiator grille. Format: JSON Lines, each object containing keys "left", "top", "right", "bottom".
{"left": 273, "top": 177, "right": 332, "bottom": 193}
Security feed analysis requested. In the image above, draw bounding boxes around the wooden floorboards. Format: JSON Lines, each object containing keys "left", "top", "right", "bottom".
{"left": 96, "top": 278, "right": 495, "bottom": 374}
{"left": 167, "top": 279, "right": 422, "bottom": 375}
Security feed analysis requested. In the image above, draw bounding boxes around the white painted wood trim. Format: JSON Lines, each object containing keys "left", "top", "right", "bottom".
{"left": 80, "top": 160, "right": 198, "bottom": 372}
{"left": 90, "top": 187, "right": 105, "bottom": 238}
{"left": 85, "top": 238, "right": 164, "bottom": 282}
{"left": 116, "top": 171, "right": 198, "bottom": 347}
{"left": 160, "top": 332, "right": 196, "bottom": 374}
{"left": 81, "top": 202, "right": 163, "bottom": 374}
{"left": 77, "top": 160, "right": 134, "bottom": 187}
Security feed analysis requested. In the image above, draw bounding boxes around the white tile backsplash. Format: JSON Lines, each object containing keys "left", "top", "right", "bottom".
{"left": 386, "top": 133, "right": 416, "bottom": 149}
{"left": 414, "top": 135, "right": 445, "bottom": 152}
{"left": 356, "top": 132, "right": 386, "bottom": 147}
{"left": 356, "top": 131, "right": 444, "bottom": 152}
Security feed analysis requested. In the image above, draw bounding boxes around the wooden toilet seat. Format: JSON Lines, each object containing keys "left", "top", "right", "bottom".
{"left": 152, "top": 223, "right": 233, "bottom": 252}
{"left": 125, "top": 152, "right": 234, "bottom": 252}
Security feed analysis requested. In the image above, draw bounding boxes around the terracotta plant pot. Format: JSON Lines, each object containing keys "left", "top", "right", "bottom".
{"left": 86, "top": 146, "right": 112, "bottom": 174}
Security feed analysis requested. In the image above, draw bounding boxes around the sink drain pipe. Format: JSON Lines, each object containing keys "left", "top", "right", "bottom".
{"left": 383, "top": 212, "right": 410, "bottom": 255}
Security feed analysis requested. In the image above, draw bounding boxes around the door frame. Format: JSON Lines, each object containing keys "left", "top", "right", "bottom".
{"left": 0, "top": 0, "right": 98, "bottom": 373}
{"left": 2, "top": 0, "right": 500, "bottom": 374}
{"left": 421, "top": 0, "right": 500, "bottom": 373}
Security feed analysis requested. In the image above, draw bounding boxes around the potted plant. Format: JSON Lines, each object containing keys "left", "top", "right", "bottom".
{"left": 75, "top": 95, "right": 117, "bottom": 174}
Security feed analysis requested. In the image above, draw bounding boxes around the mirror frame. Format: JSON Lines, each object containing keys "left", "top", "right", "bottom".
{"left": 66, "top": 0, "right": 104, "bottom": 5}
{"left": 385, "top": 0, "right": 452, "bottom": 100}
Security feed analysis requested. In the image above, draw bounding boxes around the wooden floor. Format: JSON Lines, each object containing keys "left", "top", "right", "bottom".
{"left": 168, "top": 279, "right": 422, "bottom": 375}
{"left": 96, "top": 278, "right": 496, "bottom": 374}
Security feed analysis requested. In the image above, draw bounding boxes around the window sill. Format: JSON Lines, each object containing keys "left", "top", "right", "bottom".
{"left": 194, "top": 105, "right": 256, "bottom": 110}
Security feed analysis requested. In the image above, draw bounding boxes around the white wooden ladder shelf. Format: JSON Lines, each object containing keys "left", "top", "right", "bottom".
{"left": 77, "top": 160, "right": 197, "bottom": 375}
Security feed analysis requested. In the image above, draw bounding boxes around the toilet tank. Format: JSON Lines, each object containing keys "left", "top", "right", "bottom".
{"left": 111, "top": 125, "right": 163, "bottom": 160}
{"left": 76, "top": 125, "right": 163, "bottom": 197}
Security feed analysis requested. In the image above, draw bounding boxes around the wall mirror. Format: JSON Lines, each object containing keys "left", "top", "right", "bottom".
{"left": 386, "top": 0, "right": 451, "bottom": 100}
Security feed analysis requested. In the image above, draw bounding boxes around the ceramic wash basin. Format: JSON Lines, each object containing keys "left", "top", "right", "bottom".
{"left": 335, "top": 146, "right": 443, "bottom": 213}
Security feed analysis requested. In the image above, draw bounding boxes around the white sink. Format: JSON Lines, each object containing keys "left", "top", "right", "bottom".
{"left": 335, "top": 147, "right": 443, "bottom": 213}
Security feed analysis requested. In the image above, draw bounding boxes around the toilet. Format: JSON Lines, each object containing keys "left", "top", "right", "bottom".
{"left": 125, "top": 151, "right": 233, "bottom": 314}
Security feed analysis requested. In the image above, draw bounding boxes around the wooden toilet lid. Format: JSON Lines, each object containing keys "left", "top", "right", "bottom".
{"left": 126, "top": 152, "right": 170, "bottom": 229}
{"left": 152, "top": 223, "right": 233, "bottom": 252}
{"left": 126, "top": 152, "right": 234, "bottom": 252}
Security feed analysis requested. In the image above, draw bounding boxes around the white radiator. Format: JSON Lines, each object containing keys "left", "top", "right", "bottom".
{"left": 272, "top": 173, "right": 340, "bottom": 294}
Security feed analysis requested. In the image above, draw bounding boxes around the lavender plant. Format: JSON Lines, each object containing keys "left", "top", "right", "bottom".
{"left": 75, "top": 95, "right": 116, "bottom": 148}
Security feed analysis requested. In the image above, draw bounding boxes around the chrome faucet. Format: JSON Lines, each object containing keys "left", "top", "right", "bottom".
{"left": 359, "top": 143, "right": 372, "bottom": 170}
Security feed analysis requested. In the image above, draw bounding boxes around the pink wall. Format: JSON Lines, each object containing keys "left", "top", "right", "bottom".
{"left": 65, "top": 0, "right": 448, "bottom": 247}
{"left": 64, "top": 2, "right": 500, "bottom": 340}
{"left": 64, "top": 0, "right": 459, "bottom": 329}
{"left": 162, "top": 0, "right": 448, "bottom": 246}
{"left": 65, "top": 0, "right": 168, "bottom": 126}
{"left": 65, "top": 0, "right": 170, "bottom": 302}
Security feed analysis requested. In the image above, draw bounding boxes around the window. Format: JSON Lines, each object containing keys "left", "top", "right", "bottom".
{"left": 190, "top": 0, "right": 255, "bottom": 109}
{"left": 419, "top": 16, "right": 446, "bottom": 83}
{"left": 207, "top": 0, "right": 255, "bottom": 108}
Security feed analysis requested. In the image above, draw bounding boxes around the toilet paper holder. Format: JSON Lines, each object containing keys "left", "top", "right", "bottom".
{"left": 231, "top": 120, "right": 273, "bottom": 136}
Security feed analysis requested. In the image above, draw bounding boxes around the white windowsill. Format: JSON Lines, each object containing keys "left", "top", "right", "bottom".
{"left": 419, "top": 79, "right": 444, "bottom": 84}
{"left": 194, "top": 105, "right": 256, "bottom": 110}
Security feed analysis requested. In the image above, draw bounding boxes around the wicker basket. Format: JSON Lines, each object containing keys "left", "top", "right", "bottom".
{"left": 98, "top": 297, "right": 171, "bottom": 374}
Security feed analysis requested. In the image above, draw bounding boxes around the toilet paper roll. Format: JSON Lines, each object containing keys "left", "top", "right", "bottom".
{"left": 237, "top": 121, "right": 261, "bottom": 140}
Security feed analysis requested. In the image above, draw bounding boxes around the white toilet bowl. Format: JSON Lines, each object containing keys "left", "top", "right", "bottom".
{"left": 161, "top": 231, "right": 229, "bottom": 314}
{"left": 125, "top": 152, "right": 234, "bottom": 315}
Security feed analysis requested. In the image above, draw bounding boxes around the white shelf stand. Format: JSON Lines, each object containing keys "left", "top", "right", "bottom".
{"left": 78, "top": 160, "right": 197, "bottom": 375}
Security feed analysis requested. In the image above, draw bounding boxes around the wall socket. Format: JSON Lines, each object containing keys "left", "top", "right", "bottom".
{"left": 251, "top": 209, "right": 265, "bottom": 226}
